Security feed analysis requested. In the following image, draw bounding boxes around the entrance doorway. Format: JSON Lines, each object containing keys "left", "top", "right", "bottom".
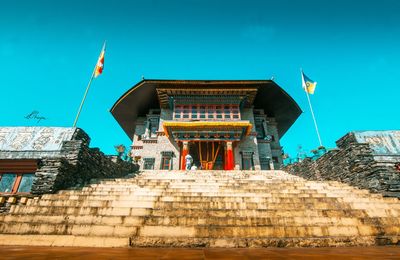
{"left": 188, "top": 141, "right": 225, "bottom": 170}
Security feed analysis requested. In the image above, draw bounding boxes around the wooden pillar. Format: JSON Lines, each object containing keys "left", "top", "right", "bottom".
{"left": 181, "top": 141, "right": 189, "bottom": 170}
{"left": 224, "top": 147, "right": 227, "bottom": 170}
{"left": 226, "top": 141, "right": 234, "bottom": 170}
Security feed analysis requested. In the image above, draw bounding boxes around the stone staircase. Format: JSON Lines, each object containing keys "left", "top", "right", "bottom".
{"left": 0, "top": 170, "right": 399, "bottom": 247}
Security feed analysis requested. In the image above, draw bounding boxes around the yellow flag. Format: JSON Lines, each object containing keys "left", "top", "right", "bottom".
{"left": 301, "top": 71, "right": 317, "bottom": 94}
{"left": 94, "top": 43, "right": 106, "bottom": 78}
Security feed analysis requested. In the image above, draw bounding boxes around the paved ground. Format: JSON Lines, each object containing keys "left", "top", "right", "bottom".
{"left": 1, "top": 246, "right": 400, "bottom": 259}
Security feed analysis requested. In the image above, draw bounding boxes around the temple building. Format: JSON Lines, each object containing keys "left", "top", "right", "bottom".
{"left": 111, "top": 80, "right": 301, "bottom": 171}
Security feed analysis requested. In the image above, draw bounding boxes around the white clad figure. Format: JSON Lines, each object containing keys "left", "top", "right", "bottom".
{"left": 185, "top": 154, "right": 193, "bottom": 170}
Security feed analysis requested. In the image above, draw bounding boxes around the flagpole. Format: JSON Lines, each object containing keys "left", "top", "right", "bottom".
{"left": 304, "top": 78, "right": 323, "bottom": 147}
{"left": 72, "top": 70, "right": 96, "bottom": 127}
{"left": 72, "top": 42, "right": 105, "bottom": 127}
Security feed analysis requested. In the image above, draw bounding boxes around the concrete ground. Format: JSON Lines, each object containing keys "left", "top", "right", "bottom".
{"left": 1, "top": 246, "right": 400, "bottom": 259}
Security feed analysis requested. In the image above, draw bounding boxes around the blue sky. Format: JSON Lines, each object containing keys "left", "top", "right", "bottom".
{"left": 1, "top": 0, "right": 400, "bottom": 157}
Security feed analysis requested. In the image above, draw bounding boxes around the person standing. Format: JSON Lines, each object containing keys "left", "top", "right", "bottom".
{"left": 185, "top": 154, "right": 193, "bottom": 170}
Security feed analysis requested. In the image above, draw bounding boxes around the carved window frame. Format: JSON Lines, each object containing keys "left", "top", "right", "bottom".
{"left": 173, "top": 104, "right": 240, "bottom": 121}
{"left": 160, "top": 151, "right": 174, "bottom": 170}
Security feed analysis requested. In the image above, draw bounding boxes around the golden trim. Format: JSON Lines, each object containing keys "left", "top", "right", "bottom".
{"left": 163, "top": 121, "right": 253, "bottom": 136}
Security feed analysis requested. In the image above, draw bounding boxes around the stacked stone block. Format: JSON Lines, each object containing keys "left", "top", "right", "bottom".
{"left": 31, "top": 129, "right": 137, "bottom": 195}
{"left": 284, "top": 131, "right": 400, "bottom": 198}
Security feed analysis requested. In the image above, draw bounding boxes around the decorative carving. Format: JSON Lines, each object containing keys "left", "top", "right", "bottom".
{"left": 161, "top": 151, "right": 175, "bottom": 157}
{"left": 143, "top": 139, "right": 158, "bottom": 144}
{"left": 156, "top": 131, "right": 166, "bottom": 136}
{"left": 0, "top": 127, "right": 75, "bottom": 151}
{"left": 354, "top": 131, "right": 400, "bottom": 155}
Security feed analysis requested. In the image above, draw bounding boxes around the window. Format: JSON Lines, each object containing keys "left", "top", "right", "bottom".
{"left": 0, "top": 173, "right": 36, "bottom": 194}
{"left": 148, "top": 117, "right": 160, "bottom": 138}
{"left": 241, "top": 152, "right": 254, "bottom": 170}
{"left": 173, "top": 104, "right": 240, "bottom": 121}
{"left": 242, "top": 158, "right": 253, "bottom": 170}
{"left": 0, "top": 174, "right": 17, "bottom": 193}
{"left": 255, "top": 120, "right": 265, "bottom": 139}
{"left": 191, "top": 107, "right": 198, "bottom": 119}
{"left": 160, "top": 151, "right": 174, "bottom": 170}
{"left": 143, "top": 158, "right": 155, "bottom": 170}
{"left": 0, "top": 160, "right": 37, "bottom": 194}
{"left": 150, "top": 126, "right": 158, "bottom": 136}
{"left": 260, "top": 158, "right": 270, "bottom": 170}
{"left": 161, "top": 157, "right": 171, "bottom": 170}
{"left": 17, "top": 174, "right": 35, "bottom": 193}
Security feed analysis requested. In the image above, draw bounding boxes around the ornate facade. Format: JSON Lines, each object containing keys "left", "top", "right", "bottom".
{"left": 111, "top": 80, "right": 301, "bottom": 171}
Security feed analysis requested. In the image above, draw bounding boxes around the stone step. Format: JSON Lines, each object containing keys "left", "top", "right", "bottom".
{"left": 0, "top": 234, "right": 128, "bottom": 247}
{"left": 58, "top": 189, "right": 372, "bottom": 198}
{"left": 53, "top": 192, "right": 385, "bottom": 202}
{"left": 128, "top": 235, "right": 399, "bottom": 247}
{"left": 111, "top": 179, "right": 303, "bottom": 184}
{"left": 41, "top": 194, "right": 393, "bottom": 204}
{"left": 31, "top": 199, "right": 156, "bottom": 208}
{"left": 131, "top": 174, "right": 298, "bottom": 178}
{"left": 93, "top": 180, "right": 310, "bottom": 185}
{"left": 80, "top": 187, "right": 328, "bottom": 194}
{"left": 107, "top": 180, "right": 355, "bottom": 189}
{"left": 131, "top": 170, "right": 292, "bottom": 175}
{"left": 10, "top": 205, "right": 151, "bottom": 216}
{"left": 5, "top": 215, "right": 399, "bottom": 233}
{"left": 148, "top": 208, "right": 399, "bottom": 218}
{"left": 4, "top": 213, "right": 399, "bottom": 228}
{"left": 0, "top": 214, "right": 144, "bottom": 226}
{"left": 93, "top": 182, "right": 372, "bottom": 190}
{"left": 150, "top": 201, "right": 397, "bottom": 211}
{"left": 0, "top": 222, "right": 138, "bottom": 237}
{"left": 1, "top": 169, "right": 400, "bottom": 249}
{"left": 136, "top": 224, "right": 400, "bottom": 238}
{"left": 44, "top": 194, "right": 330, "bottom": 201}
{"left": 59, "top": 191, "right": 164, "bottom": 196}
{"left": 140, "top": 216, "right": 400, "bottom": 227}
{"left": 72, "top": 182, "right": 370, "bottom": 191}
{"left": 11, "top": 204, "right": 397, "bottom": 218}
{"left": 107, "top": 182, "right": 311, "bottom": 187}
{"left": 62, "top": 179, "right": 359, "bottom": 186}
{"left": 24, "top": 198, "right": 398, "bottom": 211}
{"left": 39, "top": 194, "right": 334, "bottom": 202}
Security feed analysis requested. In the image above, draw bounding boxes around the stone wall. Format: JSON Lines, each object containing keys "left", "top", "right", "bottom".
{"left": 284, "top": 131, "right": 400, "bottom": 198}
{"left": 132, "top": 109, "right": 179, "bottom": 171}
{"left": 253, "top": 110, "right": 282, "bottom": 170}
{"left": 266, "top": 118, "right": 283, "bottom": 169}
{"left": 31, "top": 128, "right": 137, "bottom": 194}
{"left": 235, "top": 108, "right": 261, "bottom": 170}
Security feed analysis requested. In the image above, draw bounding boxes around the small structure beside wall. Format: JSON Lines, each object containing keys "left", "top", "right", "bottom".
{"left": 0, "top": 127, "right": 137, "bottom": 198}
{"left": 284, "top": 130, "right": 400, "bottom": 198}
